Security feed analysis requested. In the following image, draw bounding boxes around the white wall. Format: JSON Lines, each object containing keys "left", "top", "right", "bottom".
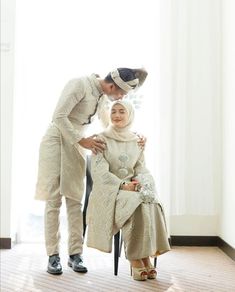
{"left": 220, "top": 0, "right": 235, "bottom": 248}
{"left": 0, "top": 0, "right": 16, "bottom": 238}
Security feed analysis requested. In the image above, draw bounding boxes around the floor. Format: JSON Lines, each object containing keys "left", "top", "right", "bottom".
{"left": 1, "top": 243, "right": 235, "bottom": 291}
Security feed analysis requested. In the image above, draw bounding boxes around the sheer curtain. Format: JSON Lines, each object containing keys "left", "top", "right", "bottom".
{"left": 12, "top": 0, "right": 161, "bottom": 241}
{"left": 159, "top": 0, "right": 222, "bottom": 218}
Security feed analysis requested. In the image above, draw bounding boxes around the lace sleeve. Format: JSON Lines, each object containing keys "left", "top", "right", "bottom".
{"left": 133, "top": 152, "right": 158, "bottom": 203}
{"left": 134, "top": 173, "right": 157, "bottom": 203}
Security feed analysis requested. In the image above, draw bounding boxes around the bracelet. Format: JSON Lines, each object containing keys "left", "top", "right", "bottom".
{"left": 120, "top": 181, "right": 126, "bottom": 190}
{"left": 134, "top": 184, "right": 142, "bottom": 192}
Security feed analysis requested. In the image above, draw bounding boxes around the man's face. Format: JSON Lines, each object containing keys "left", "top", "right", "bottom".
{"left": 107, "top": 85, "right": 128, "bottom": 101}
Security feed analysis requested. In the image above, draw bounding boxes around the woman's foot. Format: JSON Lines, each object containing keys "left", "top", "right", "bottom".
{"left": 142, "top": 257, "right": 157, "bottom": 279}
{"left": 130, "top": 260, "right": 147, "bottom": 281}
{"left": 146, "top": 266, "right": 157, "bottom": 279}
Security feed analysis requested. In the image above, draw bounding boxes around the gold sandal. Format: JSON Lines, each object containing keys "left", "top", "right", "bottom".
{"left": 146, "top": 266, "right": 157, "bottom": 279}
{"left": 131, "top": 267, "right": 148, "bottom": 281}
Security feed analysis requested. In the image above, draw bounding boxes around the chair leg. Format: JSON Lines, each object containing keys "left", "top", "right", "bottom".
{"left": 154, "top": 257, "right": 157, "bottom": 268}
{"left": 114, "top": 231, "right": 120, "bottom": 276}
{"left": 82, "top": 182, "right": 91, "bottom": 237}
{"left": 119, "top": 234, "right": 123, "bottom": 257}
{"left": 83, "top": 156, "right": 93, "bottom": 238}
{"left": 82, "top": 193, "right": 89, "bottom": 237}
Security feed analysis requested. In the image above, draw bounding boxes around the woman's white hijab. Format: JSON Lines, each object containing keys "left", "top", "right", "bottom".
{"left": 102, "top": 100, "right": 137, "bottom": 142}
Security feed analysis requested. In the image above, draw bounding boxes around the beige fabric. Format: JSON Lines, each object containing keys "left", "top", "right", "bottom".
{"left": 45, "top": 196, "right": 83, "bottom": 256}
{"left": 111, "top": 69, "right": 139, "bottom": 92}
{"left": 35, "top": 74, "right": 108, "bottom": 202}
{"left": 86, "top": 136, "right": 170, "bottom": 259}
{"left": 118, "top": 200, "right": 170, "bottom": 260}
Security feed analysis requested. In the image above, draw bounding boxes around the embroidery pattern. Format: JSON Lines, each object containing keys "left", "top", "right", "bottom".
{"left": 118, "top": 153, "right": 129, "bottom": 178}
{"left": 134, "top": 173, "right": 157, "bottom": 203}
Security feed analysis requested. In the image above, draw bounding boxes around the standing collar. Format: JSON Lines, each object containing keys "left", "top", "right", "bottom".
{"left": 88, "top": 73, "right": 104, "bottom": 99}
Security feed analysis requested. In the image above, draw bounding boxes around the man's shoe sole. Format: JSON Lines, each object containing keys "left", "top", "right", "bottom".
{"left": 47, "top": 270, "right": 63, "bottom": 275}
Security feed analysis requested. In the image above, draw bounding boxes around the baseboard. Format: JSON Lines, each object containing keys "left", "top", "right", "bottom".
{"left": 217, "top": 237, "right": 235, "bottom": 261}
{"left": 170, "top": 235, "right": 218, "bottom": 246}
{"left": 0, "top": 238, "right": 11, "bottom": 249}
{"left": 170, "top": 235, "right": 235, "bottom": 261}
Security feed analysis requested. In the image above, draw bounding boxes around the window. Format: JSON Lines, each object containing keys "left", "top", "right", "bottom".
{"left": 12, "top": 0, "right": 160, "bottom": 242}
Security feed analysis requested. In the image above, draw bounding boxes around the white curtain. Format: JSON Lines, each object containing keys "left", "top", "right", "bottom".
{"left": 158, "top": 0, "right": 222, "bottom": 216}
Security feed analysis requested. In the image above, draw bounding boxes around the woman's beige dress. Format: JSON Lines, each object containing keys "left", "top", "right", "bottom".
{"left": 86, "top": 135, "right": 170, "bottom": 260}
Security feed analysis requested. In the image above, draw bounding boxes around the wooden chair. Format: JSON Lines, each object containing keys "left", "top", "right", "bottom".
{"left": 82, "top": 155, "right": 156, "bottom": 276}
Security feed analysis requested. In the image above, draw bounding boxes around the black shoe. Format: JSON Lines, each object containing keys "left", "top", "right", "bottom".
{"left": 47, "top": 254, "right": 63, "bottom": 275}
{"left": 68, "top": 254, "right": 88, "bottom": 273}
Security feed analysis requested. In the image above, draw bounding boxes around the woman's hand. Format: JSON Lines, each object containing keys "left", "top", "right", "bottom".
{"left": 78, "top": 135, "right": 106, "bottom": 154}
{"left": 121, "top": 181, "right": 140, "bottom": 192}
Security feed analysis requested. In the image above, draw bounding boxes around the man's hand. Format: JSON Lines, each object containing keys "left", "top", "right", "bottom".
{"left": 136, "top": 133, "right": 147, "bottom": 150}
{"left": 78, "top": 135, "right": 106, "bottom": 154}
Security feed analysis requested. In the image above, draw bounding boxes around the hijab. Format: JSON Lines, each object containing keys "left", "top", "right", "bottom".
{"left": 102, "top": 100, "right": 138, "bottom": 142}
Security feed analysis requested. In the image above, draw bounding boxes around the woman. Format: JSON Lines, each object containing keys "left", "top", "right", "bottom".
{"left": 35, "top": 68, "right": 148, "bottom": 275}
{"left": 86, "top": 100, "right": 170, "bottom": 281}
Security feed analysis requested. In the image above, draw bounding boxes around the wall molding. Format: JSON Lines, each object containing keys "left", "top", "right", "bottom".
{"left": 171, "top": 235, "right": 235, "bottom": 261}
{"left": 0, "top": 238, "right": 11, "bottom": 249}
{"left": 170, "top": 235, "right": 218, "bottom": 246}
{"left": 217, "top": 237, "right": 235, "bottom": 261}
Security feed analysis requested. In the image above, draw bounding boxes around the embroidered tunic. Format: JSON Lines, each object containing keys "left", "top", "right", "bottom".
{"left": 35, "top": 74, "right": 108, "bottom": 201}
{"left": 86, "top": 135, "right": 171, "bottom": 260}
